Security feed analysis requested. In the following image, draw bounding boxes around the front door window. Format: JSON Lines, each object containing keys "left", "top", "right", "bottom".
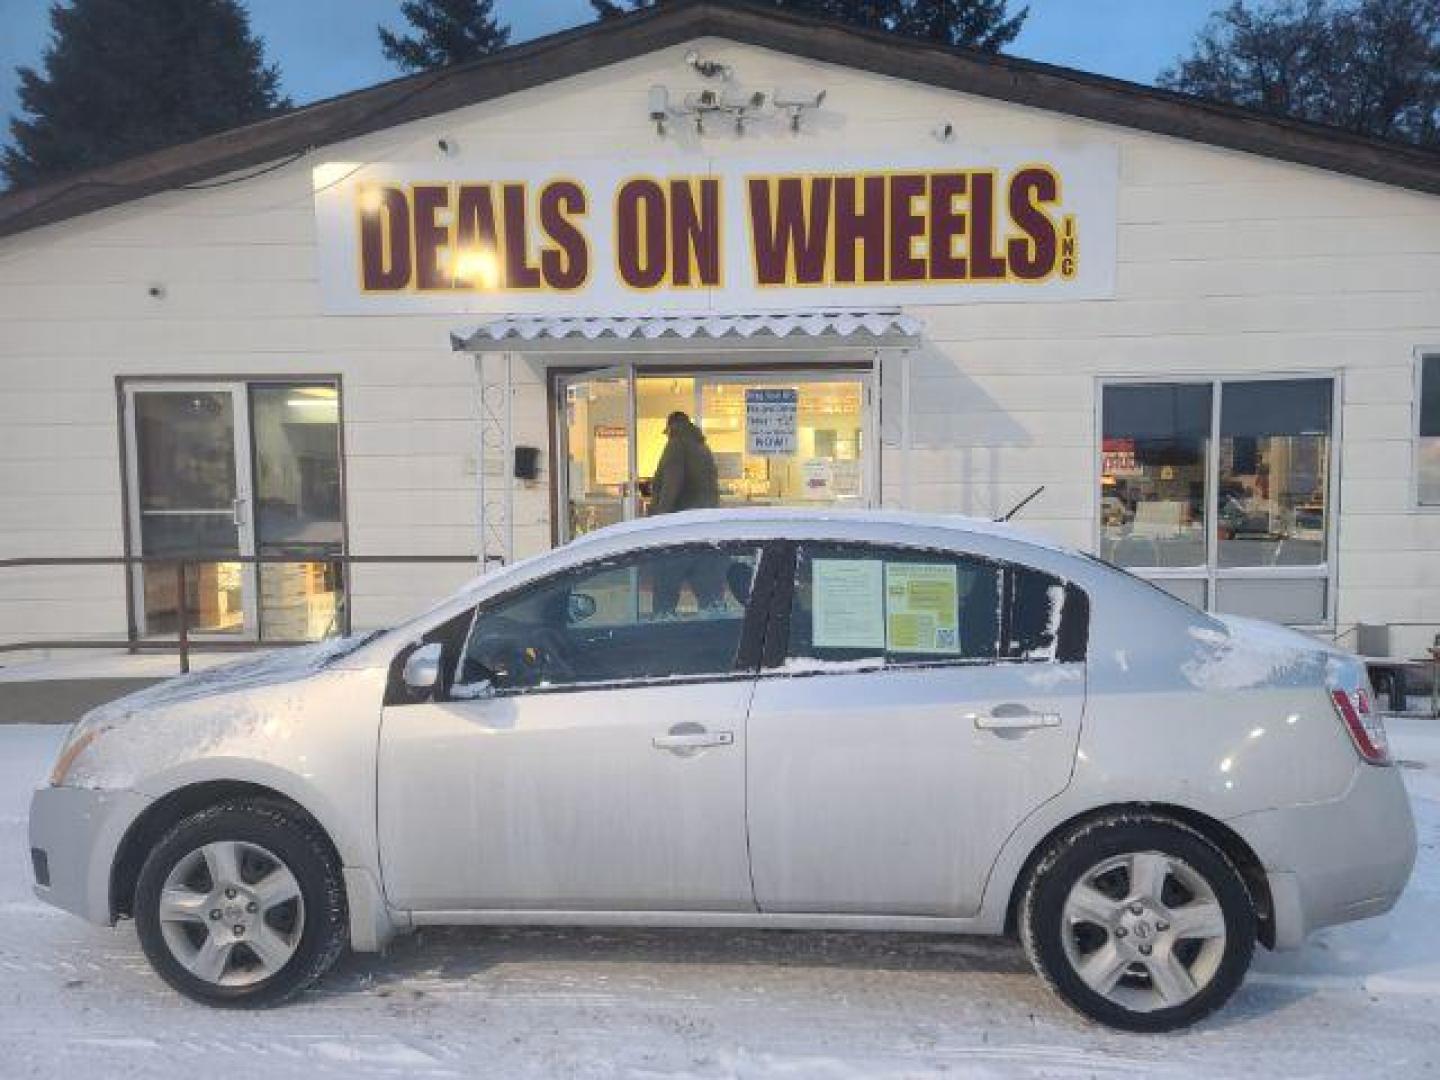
{"left": 129, "top": 387, "right": 251, "bottom": 636}
{"left": 561, "top": 369, "right": 633, "bottom": 539}
{"left": 454, "top": 543, "right": 762, "bottom": 694}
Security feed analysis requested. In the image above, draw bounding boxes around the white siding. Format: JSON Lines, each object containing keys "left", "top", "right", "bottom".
{"left": 1, "top": 37, "right": 1438, "bottom": 652}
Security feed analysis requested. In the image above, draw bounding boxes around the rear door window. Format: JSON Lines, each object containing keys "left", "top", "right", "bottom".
{"left": 784, "top": 542, "right": 1085, "bottom": 668}
{"left": 786, "top": 543, "right": 1001, "bottom": 666}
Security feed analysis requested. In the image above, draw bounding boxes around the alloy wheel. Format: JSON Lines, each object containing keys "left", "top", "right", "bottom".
{"left": 1059, "top": 849, "right": 1227, "bottom": 1013}
{"left": 156, "top": 840, "right": 305, "bottom": 987}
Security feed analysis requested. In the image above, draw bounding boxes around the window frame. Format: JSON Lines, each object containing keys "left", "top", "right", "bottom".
{"left": 759, "top": 539, "right": 1088, "bottom": 676}
{"left": 441, "top": 539, "right": 784, "bottom": 699}
{"left": 1415, "top": 348, "right": 1440, "bottom": 512}
{"left": 1094, "top": 371, "right": 1341, "bottom": 628}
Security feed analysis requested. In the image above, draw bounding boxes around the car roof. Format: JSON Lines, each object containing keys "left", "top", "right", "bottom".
{"left": 568, "top": 507, "right": 1076, "bottom": 557}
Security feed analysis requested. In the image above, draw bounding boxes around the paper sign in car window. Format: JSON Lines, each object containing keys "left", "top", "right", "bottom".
{"left": 885, "top": 562, "right": 960, "bottom": 654}
{"left": 811, "top": 559, "right": 885, "bottom": 649}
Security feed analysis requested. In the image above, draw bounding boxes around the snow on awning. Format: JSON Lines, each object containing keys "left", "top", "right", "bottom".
{"left": 450, "top": 310, "right": 922, "bottom": 350}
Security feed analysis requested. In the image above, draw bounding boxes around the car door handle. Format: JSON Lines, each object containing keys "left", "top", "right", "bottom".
{"left": 652, "top": 731, "right": 734, "bottom": 750}
{"left": 968, "top": 711, "right": 1062, "bottom": 731}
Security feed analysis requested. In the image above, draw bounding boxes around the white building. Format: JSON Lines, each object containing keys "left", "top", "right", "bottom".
{"left": 1, "top": 1, "right": 1438, "bottom": 659}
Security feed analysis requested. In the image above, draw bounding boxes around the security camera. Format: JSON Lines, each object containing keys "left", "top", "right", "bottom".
{"left": 933, "top": 121, "right": 955, "bottom": 142}
{"left": 722, "top": 89, "right": 766, "bottom": 110}
{"left": 773, "top": 88, "right": 826, "bottom": 111}
{"left": 437, "top": 137, "right": 458, "bottom": 155}
{"left": 773, "top": 87, "right": 827, "bottom": 132}
{"left": 648, "top": 85, "right": 670, "bottom": 135}
{"left": 717, "top": 88, "right": 767, "bottom": 134}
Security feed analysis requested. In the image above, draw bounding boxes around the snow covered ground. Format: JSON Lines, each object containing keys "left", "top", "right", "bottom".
{"left": 2, "top": 721, "right": 1438, "bottom": 1079}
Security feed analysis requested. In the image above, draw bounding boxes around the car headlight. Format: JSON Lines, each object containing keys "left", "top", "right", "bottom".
{"left": 49, "top": 725, "right": 105, "bottom": 787}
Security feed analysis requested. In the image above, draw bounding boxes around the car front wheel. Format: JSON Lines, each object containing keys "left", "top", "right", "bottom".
{"left": 134, "top": 798, "right": 347, "bottom": 1006}
{"left": 1020, "top": 812, "right": 1257, "bottom": 1032}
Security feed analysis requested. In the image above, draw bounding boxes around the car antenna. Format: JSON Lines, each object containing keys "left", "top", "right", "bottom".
{"left": 996, "top": 485, "right": 1045, "bottom": 523}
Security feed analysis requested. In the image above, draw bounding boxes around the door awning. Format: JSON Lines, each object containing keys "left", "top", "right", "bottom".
{"left": 450, "top": 310, "right": 922, "bottom": 350}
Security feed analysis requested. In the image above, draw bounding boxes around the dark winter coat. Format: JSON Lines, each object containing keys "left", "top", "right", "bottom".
{"left": 651, "top": 421, "right": 720, "bottom": 514}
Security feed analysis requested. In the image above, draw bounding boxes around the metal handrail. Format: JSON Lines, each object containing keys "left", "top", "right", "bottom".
{"left": 0, "top": 553, "right": 480, "bottom": 674}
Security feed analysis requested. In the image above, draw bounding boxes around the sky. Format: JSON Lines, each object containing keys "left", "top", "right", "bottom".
{"left": 0, "top": 0, "right": 1221, "bottom": 146}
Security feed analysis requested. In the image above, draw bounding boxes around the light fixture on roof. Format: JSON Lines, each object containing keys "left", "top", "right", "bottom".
{"left": 684, "top": 49, "right": 732, "bottom": 80}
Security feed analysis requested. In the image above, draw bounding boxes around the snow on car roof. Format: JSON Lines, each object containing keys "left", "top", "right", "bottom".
{"left": 567, "top": 507, "right": 1077, "bottom": 557}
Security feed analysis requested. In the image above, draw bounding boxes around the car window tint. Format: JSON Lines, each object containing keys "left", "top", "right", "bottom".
{"left": 787, "top": 543, "right": 1001, "bottom": 666}
{"left": 455, "top": 544, "right": 762, "bottom": 693}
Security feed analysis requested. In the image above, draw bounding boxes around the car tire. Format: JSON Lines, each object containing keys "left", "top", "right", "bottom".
{"left": 1019, "top": 812, "right": 1256, "bottom": 1032}
{"left": 134, "top": 798, "right": 347, "bottom": 1007}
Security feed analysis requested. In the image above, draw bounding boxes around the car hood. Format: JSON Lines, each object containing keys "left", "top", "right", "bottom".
{"left": 55, "top": 635, "right": 373, "bottom": 790}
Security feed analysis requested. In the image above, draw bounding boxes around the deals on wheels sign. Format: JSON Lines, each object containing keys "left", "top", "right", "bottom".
{"left": 312, "top": 149, "right": 1118, "bottom": 315}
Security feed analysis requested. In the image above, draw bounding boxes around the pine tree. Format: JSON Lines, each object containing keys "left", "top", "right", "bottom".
{"left": 589, "top": 0, "right": 1028, "bottom": 53}
{"left": 3, "top": 0, "right": 289, "bottom": 190}
{"left": 1160, "top": 0, "right": 1439, "bottom": 146}
{"left": 379, "top": 0, "right": 511, "bottom": 72}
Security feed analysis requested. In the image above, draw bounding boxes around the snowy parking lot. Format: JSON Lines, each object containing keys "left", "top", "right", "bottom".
{"left": 2, "top": 719, "right": 1438, "bottom": 1079}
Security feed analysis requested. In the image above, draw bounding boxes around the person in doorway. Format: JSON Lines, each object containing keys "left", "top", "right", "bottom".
{"left": 649, "top": 411, "right": 724, "bottom": 616}
{"left": 650, "top": 411, "right": 719, "bottom": 515}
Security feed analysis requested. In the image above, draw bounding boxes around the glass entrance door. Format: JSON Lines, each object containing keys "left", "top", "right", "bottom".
{"left": 124, "top": 381, "right": 346, "bottom": 640}
{"left": 558, "top": 366, "right": 873, "bottom": 542}
{"left": 559, "top": 368, "right": 635, "bottom": 540}
{"left": 124, "top": 383, "right": 256, "bottom": 637}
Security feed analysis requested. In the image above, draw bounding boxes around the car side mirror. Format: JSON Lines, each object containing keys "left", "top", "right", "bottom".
{"left": 402, "top": 642, "right": 444, "bottom": 695}
{"left": 567, "top": 592, "right": 598, "bottom": 624}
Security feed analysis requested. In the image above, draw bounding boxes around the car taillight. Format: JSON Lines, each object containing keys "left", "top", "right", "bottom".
{"left": 1330, "top": 684, "right": 1390, "bottom": 764}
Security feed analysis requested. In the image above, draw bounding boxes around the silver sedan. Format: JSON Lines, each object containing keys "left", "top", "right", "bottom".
{"left": 29, "top": 510, "right": 1415, "bottom": 1031}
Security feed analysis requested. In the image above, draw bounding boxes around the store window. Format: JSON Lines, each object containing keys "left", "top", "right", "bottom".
{"left": 1099, "top": 378, "right": 1334, "bottom": 624}
{"left": 1419, "top": 353, "right": 1440, "bottom": 507}
{"left": 558, "top": 366, "right": 872, "bottom": 541}
{"left": 1100, "top": 384, "right": 1211, "bottom": 570}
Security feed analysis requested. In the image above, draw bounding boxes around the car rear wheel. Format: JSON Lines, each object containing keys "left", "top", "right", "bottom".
{"left": 1020, "top": 813, "right": 1256, "bottom": 1032}
{"left": 134, "top": 798, "right": 347, "bottom": 1006}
